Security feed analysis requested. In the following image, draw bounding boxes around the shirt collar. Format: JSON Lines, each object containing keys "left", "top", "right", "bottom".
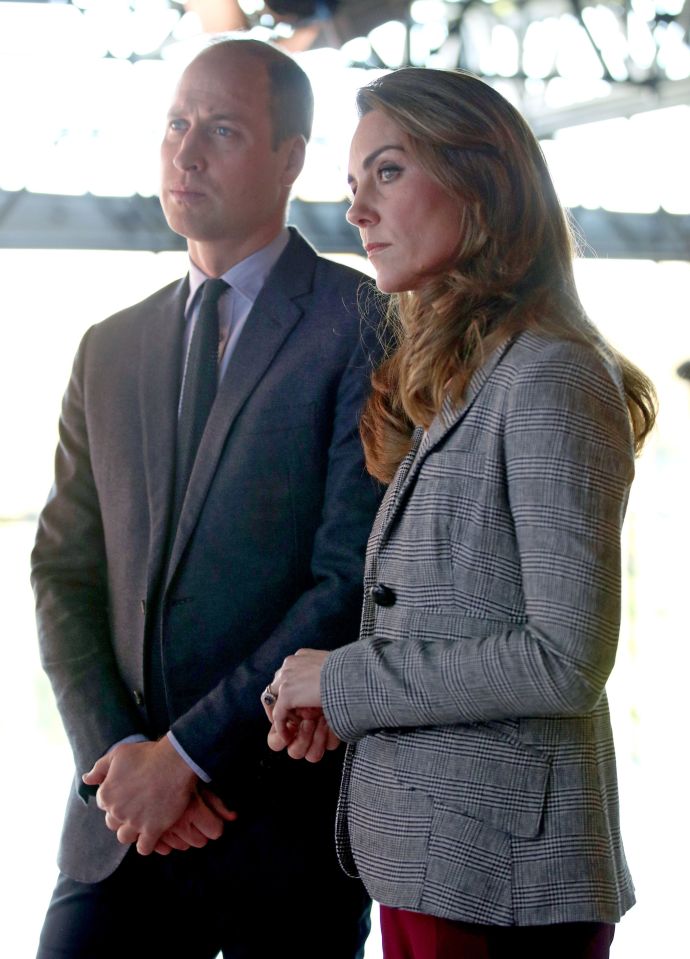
{"left": 185, "top": 228, "right": 291, "bottom": 317}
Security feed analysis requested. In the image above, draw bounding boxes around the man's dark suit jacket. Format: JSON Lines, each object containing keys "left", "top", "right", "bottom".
{"left": 32, "top": 228, "right": 383, "bottom": 885}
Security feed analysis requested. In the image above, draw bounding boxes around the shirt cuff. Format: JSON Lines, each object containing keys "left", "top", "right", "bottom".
{"left": 167, "top": 731, "right": 211, "bottom": 783}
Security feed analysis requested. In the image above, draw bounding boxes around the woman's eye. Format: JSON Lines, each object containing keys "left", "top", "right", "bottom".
{"left": 378, "top": 164, "right": 402, "bottom": 182}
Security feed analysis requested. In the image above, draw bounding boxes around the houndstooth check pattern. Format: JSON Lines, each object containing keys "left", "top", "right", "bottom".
{"left": 322, "top": 330, "right": 636, "bottom": 927}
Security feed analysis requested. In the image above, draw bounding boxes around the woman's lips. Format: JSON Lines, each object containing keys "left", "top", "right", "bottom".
{"left": 364, "top": 242, "right": 390, "bottom": 257}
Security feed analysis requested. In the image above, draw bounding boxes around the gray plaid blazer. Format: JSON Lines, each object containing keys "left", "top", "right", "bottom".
{"left": 322, "top": 330, "right": 636, "bottom": 926}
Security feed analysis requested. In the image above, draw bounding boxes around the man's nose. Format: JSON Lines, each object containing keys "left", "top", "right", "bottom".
{"left": 173, "top": 130, "right": 204, "bottom": 172}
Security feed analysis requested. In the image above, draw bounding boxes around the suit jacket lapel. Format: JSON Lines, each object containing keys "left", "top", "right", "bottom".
{"left": 376, "top": 335, "right": 516, "bottom": 550}
{"left": 139, "top": 277, "right": 189, "bottom": 596}
{"left": 165, "top": 232, "right": 317, "bottom": 583}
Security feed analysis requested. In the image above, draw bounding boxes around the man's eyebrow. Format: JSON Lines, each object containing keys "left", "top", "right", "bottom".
{"left": 165, "top": 109, "right": 245, "bottom": 123}
{"left": 206, "top": 112, "right": 244, "bottom": 123}
{"left": 347, "top": 144, "right": 406, "bottom": 184}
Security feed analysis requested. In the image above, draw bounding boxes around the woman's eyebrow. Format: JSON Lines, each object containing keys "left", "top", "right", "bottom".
{"left": 347, "top": 144, "right": 406, "bottom": 185}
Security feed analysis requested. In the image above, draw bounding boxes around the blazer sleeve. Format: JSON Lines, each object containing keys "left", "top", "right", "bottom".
{"left": 321, "top": 338, "right": 636, "bottom": 742}
{"left": 31, "top": 328, "right": 145, "bottom": 792}
{"left": 168, "top": 300, "right": 384, "bottom": 778}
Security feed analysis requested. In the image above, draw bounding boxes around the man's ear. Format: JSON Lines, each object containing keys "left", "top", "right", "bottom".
{"left": 281, "top": 135, "right": 307, "bottom": 188}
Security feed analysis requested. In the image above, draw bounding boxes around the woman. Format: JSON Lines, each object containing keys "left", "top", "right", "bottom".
{"left": 263, "top": 67, "right": 656, "bottom": 958}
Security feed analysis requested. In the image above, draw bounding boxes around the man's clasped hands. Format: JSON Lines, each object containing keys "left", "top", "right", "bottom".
{"left": 84, "top": 649, "right": 333, "bottom": 857}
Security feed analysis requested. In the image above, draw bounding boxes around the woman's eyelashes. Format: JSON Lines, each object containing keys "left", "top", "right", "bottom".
{"left": 377, "top": 163, "right": 403, "bottom": 183}
{"left": 347, "top": 162, "right": 404, "bottom": 198}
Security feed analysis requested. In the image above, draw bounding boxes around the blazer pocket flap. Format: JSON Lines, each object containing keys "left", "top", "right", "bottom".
{"left": 394, "top": 724, "right": 550, "bottom": 839}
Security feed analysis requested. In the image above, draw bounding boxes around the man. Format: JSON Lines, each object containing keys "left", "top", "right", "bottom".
{"left": 32, "top": 38, "right": 381, "bottom": 958}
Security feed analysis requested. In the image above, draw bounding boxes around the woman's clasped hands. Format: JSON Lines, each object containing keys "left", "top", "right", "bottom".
{"left": 262, "top": 648, "right": 341, "bottom": 763}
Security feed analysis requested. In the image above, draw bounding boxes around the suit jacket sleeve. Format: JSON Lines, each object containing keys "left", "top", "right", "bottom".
{"left": 168, "top": 305, "right": 384, "bottom": 779}
{"left": 321, "top": 338, "right": 636, "bottom": 742}
{"left": 31, "top": 327, "right": 146, "bottom": 791}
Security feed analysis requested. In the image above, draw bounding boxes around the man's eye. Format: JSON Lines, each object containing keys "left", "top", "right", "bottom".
{"left": 214, "top": 126, "right": 234, "bottom": 137}
{"left": 168, "top": 119, "right": 187, "bottom": 132}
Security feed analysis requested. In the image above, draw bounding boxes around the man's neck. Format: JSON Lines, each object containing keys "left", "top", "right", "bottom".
{"left": 187, "top": 223, "right": 287, "bottom": 278}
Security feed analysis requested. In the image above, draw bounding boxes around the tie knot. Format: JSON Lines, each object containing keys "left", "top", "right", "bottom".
{"left": 199, "top": 278, "right": 229, "bottom": 311}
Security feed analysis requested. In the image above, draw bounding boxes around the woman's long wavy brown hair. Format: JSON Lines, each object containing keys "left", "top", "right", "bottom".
{"left": 356, "top": 68, "right": 656, "bottom": 483}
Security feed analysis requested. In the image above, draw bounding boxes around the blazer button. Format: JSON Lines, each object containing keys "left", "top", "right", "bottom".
{"left": 132, "top": 689, "right": 145, "bottom": 706}
{"left": 371, "top": 584, "right": 396, "bottom": 607}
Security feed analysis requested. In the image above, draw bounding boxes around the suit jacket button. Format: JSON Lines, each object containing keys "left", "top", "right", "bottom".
{"left": 132, "top": 689, "right": 145, "bottom": 706}
{"left": 371, "top": 584, "right": 396, "bottom": 607}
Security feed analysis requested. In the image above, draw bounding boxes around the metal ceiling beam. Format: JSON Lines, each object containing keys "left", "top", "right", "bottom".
{"left": 525, "top": 77, "right": 690, "bottom": 138}
{"left": 0, "top": 190, "right": 688, "bottom": 260}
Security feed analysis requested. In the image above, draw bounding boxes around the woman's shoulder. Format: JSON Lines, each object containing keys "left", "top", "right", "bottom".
{"left": 503, "top": 328, "right": 624, "bottom": 394}
{"left": 497, "top": 330, "right": 632, "bottom": 455}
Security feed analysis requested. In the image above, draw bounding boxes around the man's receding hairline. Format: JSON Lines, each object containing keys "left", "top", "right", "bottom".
{"left": 196, "top": 38, "right": 283, "bottom": 74}
{"left": 187, "top": 39, "right": 312, "bottom": 146}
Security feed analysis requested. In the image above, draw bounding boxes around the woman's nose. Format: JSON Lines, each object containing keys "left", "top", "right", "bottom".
{"left": 346, "top": 191, "right": 377, "bottom": 227}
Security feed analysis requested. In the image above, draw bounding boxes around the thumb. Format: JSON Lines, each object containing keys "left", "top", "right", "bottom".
{"left": 82, "top": 754, "right": 111, "bottom": 785}
{"left": 267, "top": 722, "right": 293, "bottom": 753}
{"left": 200, "top": 788, "right": 238, "bottom": 823}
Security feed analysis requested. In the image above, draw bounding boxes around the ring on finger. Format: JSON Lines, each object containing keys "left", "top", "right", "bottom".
{"left": 261, "top": 683, "right": 278, "bottom": 707}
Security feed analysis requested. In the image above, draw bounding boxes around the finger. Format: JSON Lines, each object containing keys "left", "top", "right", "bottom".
{"left": 273, "top": 701, "right": 300, "bottom": 746}
{"left": 104, "top": 811, "right": 123, "bottom": 833}
{"left": 304, "top": 716, "right": 329, "bottom": 764}
{"left": 95, "top": 782, "right": 114, "bottom": 812}
{"left": 201, "top": 790, "right": 238, "bottom": 823}
{"left": 135, "top": 830, "right": 160, "bottom": 856}
{"left": 154, "top": 840, "right": 174, "bottom": 856}
{"left": 184, "top": 802, "right": 223, "bottom": 842}
{"left": 267, "top": 723, "right": 291, "bottom": 753}
{"left": 325, "top": 726, "right": 341, "bottom": 752}
{"left": 262, "top": 669, "right": 283, "bottom": 720}
{"left": 156, "top": 831, "right": 191, "bottom": 852}
{"left": 287, "top": 716, "right": 317, "bottom": 761}
{"left": 171, "top": 823, "right": 209, "bottom": 849}
{"left": 116, "top": 823, "right": 140, "bottom": 846}
{"left": 261, "top": 689, "right": 275, "bottom": 723}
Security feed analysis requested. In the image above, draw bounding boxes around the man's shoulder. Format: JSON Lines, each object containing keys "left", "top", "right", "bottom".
{"left": 312, "top": 252, "right": 372, "bottom": 294}
{"left": 279, "top": 227, "right": 373, "bottom": 295}
{"left": 86, "top": 276, "right": 187, "bottom": 345}
{"left": 261, "top": 229, "right": 382, "bottom": 341}
{"left": 106, "top": 276, "right": 187, "bottom": 324}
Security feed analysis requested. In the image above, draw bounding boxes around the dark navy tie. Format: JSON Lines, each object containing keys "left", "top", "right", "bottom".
{"left": 146, "top": 278, "right": 228, "bottom": 734}
{"left": 174, "top": 278, "right": 228, "bottom": 521}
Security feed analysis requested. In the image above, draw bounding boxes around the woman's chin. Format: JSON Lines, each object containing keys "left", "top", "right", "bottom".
{"left": 374, "top": 275, "right": 409, "bottom": 295}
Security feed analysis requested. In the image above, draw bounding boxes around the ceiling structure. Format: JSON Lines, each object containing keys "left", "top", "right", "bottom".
{"left": 0, "top": 0, "right": 688, "bottom": 258}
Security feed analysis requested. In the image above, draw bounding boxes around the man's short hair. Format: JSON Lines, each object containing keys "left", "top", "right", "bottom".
{"left": 208, "top": 38, "right": 314, "bottom": 148}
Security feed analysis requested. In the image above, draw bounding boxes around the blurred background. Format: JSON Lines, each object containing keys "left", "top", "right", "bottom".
{"left": 1, "top": 1, "right": 688, "bottom": 955}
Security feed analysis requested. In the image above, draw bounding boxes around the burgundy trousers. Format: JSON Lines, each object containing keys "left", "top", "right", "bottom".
{"left": 380, "top": 906, "right": 615, "bottom": 959}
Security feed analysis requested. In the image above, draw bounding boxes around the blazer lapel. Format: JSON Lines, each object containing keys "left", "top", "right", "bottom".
{"left": 376, "top": 335, "right": 516, "bottom": 550}
{"left": 361, "top": 426, "right": 424, "bottom": 607}
{"left": 139, "top": 277, "right": 188, "bottom": 595}
{"left": 165, "top": 232, "right": 317, "bottom": 582}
